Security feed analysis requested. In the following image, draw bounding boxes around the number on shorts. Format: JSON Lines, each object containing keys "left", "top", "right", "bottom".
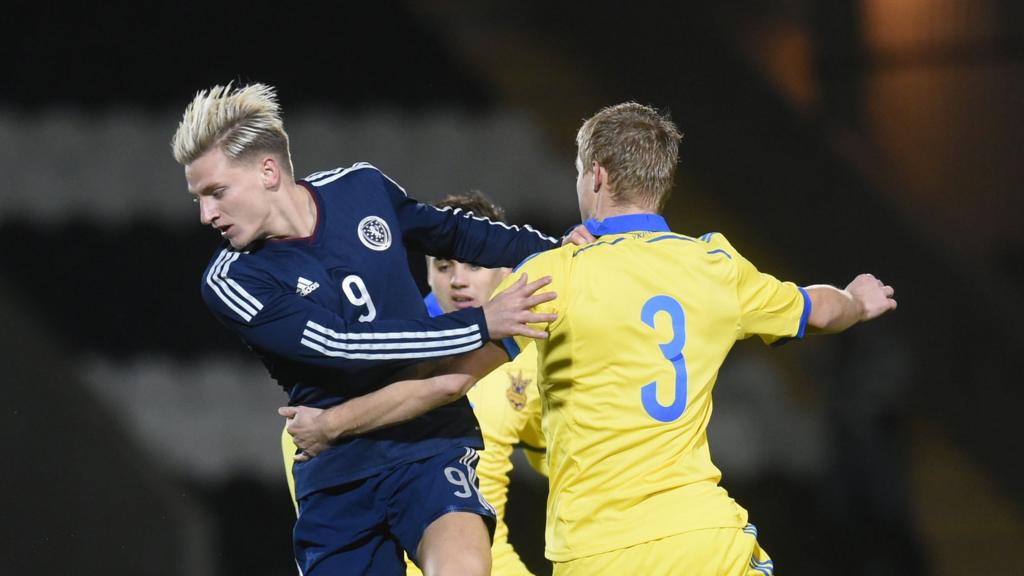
{"left": 444, "top": 466, "right": 473, "bottom": 498}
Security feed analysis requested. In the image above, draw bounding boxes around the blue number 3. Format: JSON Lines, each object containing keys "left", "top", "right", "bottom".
{"left": 640, "top": 295, "right": 688, "bottom": 422}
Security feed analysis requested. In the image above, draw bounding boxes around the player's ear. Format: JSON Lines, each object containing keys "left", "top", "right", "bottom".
{"left": 592, "top": 161, "right": 604, "bottom": 193}
{"left": 260, "top": 156, "right": 281, "bottom": 190}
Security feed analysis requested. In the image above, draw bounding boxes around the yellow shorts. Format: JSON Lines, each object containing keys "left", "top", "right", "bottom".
{"left": 553, "top": 525, "right": 773, "bottom": 576}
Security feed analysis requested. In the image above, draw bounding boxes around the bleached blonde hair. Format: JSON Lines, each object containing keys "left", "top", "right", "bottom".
{"left": 576, "top": 102, "right": 682, "bottom": 212}
{"left": 171, "top": 82, "right": 293, "bottom": 176}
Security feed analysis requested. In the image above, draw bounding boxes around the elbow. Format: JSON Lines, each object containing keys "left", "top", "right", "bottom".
{"left": 430, "top": 374, "right": 476, "bottom": 404}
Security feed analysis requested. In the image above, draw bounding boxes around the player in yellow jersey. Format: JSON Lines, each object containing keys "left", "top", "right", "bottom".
{"left": 281, "top": 192, "right": 550, "bottom": 576}
{"left": 493, "top": 102, "right": 898, "bottom": 576}
{"left": 424, "top": 193, "right": 547, "bottom": 576}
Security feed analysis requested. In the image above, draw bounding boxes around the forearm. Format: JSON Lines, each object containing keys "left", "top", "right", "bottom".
{"left": 316, "top": 343, "right": 508, "bottom": 440}
{"left": 316, "top": 376, "right": 467, "bottom": 438}
{"left": 805, "top": 273, "right": 897, "bottom": 334}
{"left": 805, "top": 284, "right": 863, "bottom": 334}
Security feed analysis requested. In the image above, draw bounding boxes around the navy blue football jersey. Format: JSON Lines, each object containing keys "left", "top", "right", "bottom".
{"left": 201, "top": 162, "right": 557, "bottom": 497}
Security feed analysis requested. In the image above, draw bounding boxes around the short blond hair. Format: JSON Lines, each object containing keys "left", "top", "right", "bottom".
{"left": 576, "top": 102, "right": 682, "bottom": 212}
{"left": 171, "top": 82, "right": 293, "bottom": 176}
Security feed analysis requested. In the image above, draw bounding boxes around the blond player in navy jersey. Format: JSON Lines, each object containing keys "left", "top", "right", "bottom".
{"left": 494, "top": 102, "right": 897, "bottom": 575}
{"left": 282, "top": 192, "right": 548, "bottom": 576}
{"left": 172, "top": 82, "right": 575, "bottom": 576}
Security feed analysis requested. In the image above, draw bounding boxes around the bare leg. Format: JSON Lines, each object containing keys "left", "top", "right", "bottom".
{"left": 417, "top": 512, "right": 491, "bottom": 576}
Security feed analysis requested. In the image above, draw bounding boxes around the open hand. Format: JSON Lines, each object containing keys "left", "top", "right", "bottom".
{"left": 483, "top": 274, "right": 557, "bottom": 340}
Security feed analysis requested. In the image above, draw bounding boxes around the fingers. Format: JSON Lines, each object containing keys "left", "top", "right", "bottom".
{"left": 562, "top": 225, "right": 597, "bottom": 246}
{"left": 294, "top": 451, "right": 310, "bottom": 463}
{"left": 278, "top": 406, "right": 297, "bottom": 418}
{"left": 521, "top": 275, "right": 552, "bottom": 294}
{"left": 515, "top": 326, "right": 550, "bottom": 339}
{"left": 524, "top": 290, "right": 557, "bottom": 307}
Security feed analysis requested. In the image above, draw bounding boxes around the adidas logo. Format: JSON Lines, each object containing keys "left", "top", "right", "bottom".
{"left": 296, "top": 277, "right": 320, "bottom": 297}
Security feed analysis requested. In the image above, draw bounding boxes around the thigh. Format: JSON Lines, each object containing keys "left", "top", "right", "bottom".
{"left": 293, "top": 478, "right": 404, "bottom": 576}
{"left": 385, "top": 447, "right": 497, "bottom": 566}
{"left": 418, "top": 511, "right": 492, "bottom": 576}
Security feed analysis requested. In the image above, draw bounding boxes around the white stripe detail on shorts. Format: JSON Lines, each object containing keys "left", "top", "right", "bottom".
{"left": 749, "top": 556, "right": 774, "bottom": 576}
{"left": 206, "top": 250, "right": 264, "bottom": 322}
{"left": 460, "top": 448, "right": 496, "bottom": 514}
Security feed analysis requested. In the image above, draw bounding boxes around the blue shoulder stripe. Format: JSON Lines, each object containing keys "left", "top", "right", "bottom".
{"left": 513, "top": 251, "right": 546, "bottom": 273}
{"left": 645, "top": 234, "right": 696, "bottom": 244}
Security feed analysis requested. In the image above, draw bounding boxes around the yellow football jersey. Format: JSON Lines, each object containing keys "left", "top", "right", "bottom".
{"left": 467, "top": 343, "right": 545, "bottom": 576}
{"left": 496, "top": 214, "right": 809, "bottom": 562}
{"left": 281, "top": 344, "right": 546, "bottom": 576}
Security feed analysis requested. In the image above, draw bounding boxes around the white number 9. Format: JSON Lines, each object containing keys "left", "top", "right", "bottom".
{"left": 341, "top": 275, "right": 377, "bottom": 322}
{"left": 444, "top": 466, "right": 474, "bottom": 498}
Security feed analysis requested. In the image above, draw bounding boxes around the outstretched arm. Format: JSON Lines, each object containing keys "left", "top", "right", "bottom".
{"left": 280, "top": 343, "right": 509, "bottom": 461}
{"left": 806, "top": 273, "right": 897, "bottom": 334}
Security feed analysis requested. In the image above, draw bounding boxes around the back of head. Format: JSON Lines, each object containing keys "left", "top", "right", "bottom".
{"left": 171, "top": 82, "right": 294, "bottom": 177}
{"left": 435, "top": 190, "right": 506, "bottom": 223}
{"left": 576, "top": 102, "right": 683, "bottom": 212}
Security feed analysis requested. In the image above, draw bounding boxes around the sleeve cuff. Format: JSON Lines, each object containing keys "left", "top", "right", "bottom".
{"left": 771, "top": 286, "right": 811, "bottom": 348}
{"left": 500, "top": 336, "right": 521, "bottom": 361}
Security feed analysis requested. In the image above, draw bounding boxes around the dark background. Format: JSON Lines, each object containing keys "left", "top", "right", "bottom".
{"left": 2, "top": 1, "right": 1022, "bottom": 574}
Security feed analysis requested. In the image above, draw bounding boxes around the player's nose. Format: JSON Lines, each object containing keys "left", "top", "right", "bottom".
{"left": 198, "top": 197, "right": 218, "bottom": 225}
{"left": 450, "top": 266, "right": 469, "bottom": 287}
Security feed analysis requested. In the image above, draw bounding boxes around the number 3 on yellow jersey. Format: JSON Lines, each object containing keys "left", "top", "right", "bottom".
{"left": 640, "top": 295, "right": 688, "bottom": 422}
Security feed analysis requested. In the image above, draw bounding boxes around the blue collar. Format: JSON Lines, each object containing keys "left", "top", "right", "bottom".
{"left": 584, "top": 214, "right": 670, "bottom": 236}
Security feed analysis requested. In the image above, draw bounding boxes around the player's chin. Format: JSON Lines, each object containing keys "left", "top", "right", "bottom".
{"left": 227, "top": 234, "right": 251, "bottom": 249}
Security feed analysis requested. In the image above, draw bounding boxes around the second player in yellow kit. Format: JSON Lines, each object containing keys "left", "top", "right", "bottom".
{"left": 500, "top": 221, "right": 803, "bottom": 567}
{"left": 463, "top": 345, "right": 545, "bottom": 576}
{"left": 497, "top": 102, "right": 897, "bottom": 575}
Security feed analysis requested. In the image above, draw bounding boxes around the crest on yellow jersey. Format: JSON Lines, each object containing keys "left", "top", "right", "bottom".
{"left": 506, "top": 371, "right": 530, "bottom": 410}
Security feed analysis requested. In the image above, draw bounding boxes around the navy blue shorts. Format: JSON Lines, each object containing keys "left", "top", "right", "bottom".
{"left": 293, "top": 447, "right": 496, "bottom": 575}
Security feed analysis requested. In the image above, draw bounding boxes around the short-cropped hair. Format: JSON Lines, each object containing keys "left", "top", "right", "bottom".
{"left": 576, "top": 102, "right": 682, "bottom": 211}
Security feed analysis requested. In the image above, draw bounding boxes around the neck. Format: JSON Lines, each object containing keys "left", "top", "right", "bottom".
{"left": 591, "top": 201, "right": 657, "bottom": 221}
{"left": 267, "top": 181, "right": 317, "bottom": 239}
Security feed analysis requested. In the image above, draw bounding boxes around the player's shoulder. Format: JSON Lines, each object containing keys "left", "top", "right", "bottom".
{"left": 201, "top": 243, "right": 283, "bottom": 289}
{"left": 200, "top": 246, "right": 274, "bottom": 321}
{"left": 512, "top": 243, "right": 574, "bottom": 274}
{"left": 695, "top": 231, "right": 742, "bottom": 260}
{"left": 301, "top": 162, "right": 403, "bottom": 195}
